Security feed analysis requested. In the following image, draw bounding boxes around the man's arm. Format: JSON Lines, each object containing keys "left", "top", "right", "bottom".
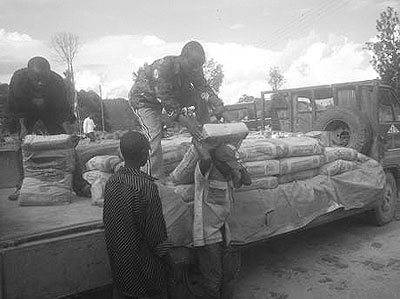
{"left": 144, "top": 183, "right": 171, "bottom": 258}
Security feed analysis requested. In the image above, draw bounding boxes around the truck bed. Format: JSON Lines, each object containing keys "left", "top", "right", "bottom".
{"left": 0, "top": 188, "right": 103, "bottom": 248}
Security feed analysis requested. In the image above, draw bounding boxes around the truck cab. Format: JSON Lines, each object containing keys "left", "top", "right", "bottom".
{"left": 262, "top": 79, "right": 400, "bottom": 225}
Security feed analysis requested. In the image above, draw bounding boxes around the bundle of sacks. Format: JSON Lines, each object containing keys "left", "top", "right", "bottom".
{"left": 170, "top": 129, "right": 380, "bottom": 197}
{"left": 236, "top": 133, "right": 378, "bottom": 191}
{"left": 82, "top": 155, "right": 123, "bottom": 207}
{"left": 19, "top": 134, "right": 76, "bottom": 206}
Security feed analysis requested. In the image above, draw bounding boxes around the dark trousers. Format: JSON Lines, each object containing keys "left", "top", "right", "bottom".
{"left": 24, "top": 116, "right": 66, "bottom": 135}
{"left": 196, "top": 243, "right": 241, "bottom": 299}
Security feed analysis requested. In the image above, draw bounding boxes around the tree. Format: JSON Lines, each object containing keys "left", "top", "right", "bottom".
{"left": 51, "top": 32, "right": 80, "bottom": 84}
{"left": 267, "top": 67, "right": 285, "bottom": 91}
{"left": 203, "top": 58, "right": 224, "bottom": 93}
{"left": 238, "top": 94, "right": 255, "bottom": 103}
{"left": 51, "top": 32, "right": 80, "bottom": 131}
{"left": 365, "top": 6, "right": 400, "bottom": 93}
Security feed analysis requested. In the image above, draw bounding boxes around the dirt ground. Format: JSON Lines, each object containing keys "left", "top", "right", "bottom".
{"left": 234, "top": 214, "right": 400, "bottom": 299}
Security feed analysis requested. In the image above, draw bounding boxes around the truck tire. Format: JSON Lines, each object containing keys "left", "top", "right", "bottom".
{"left": 313, "top": 107, "right": 372, "bottom": 154}
{"left": 367, "top": 171, "right": 397, "bottom": 226}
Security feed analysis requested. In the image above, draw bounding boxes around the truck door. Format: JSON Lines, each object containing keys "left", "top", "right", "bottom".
{"left": 378, "top": 88, "right": 400, "bottom": 164}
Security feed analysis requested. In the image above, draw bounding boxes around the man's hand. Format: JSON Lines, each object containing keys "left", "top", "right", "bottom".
{"left": 177, "top": 114, "right": 203, "bottom": 141}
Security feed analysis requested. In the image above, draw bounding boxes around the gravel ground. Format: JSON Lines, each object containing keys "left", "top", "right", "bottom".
{"left": 234, "top": 215, "right": 400, "bottom": 299}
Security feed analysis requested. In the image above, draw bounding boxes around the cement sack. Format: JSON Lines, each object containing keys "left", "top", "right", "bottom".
{"left": 163, "top": 142, "right": 191, "bottom": 174}
{"left": 278, "top": 169, "right": 320, "bottom": 185}
{"left": 320, "top": 159, "right": 358, "bottom": 176}
{"left": 19, "top": 173, "right": 74, "bottom": 206}
{"left": 82, "top": 170, "right": 113, "bottom": 206}
{"left": 202, "top": 123, "right": 248, "bottom": 146}
{"left": 114, "top": 161, "right": 125, "bottom": 172}
{"left": 170, "top": 144, "right": 199, "bottom": 184}
{"left": 23, "top": 148, "right": 75, "bottom": 176}
{"left": 280, "top": 155, "right": 324, "bottom": 175}
{"left": 174, "top": 184, "right": 195, "bottom": 203}
{"left": 305, "top": 131, "right": 332, "bottom": 147}
{"left": 85, "top": 155, "right": 122, "bottom": 173}
{"left": 244, "top": 159, "right": 281, "bottom": 177}
{"left": 236, "top": 176, "right": 279, "bottom": 191}
{"left": 239, "top": 139, "right": 287, "bottom": 161}
{"left": 22, "top": 134, "right": 77, "bottom": 151}
{"left": 267, "top": 137, "right": 324, "bottom": 158}
{"left": 324, "top": 147, "right": 358, "bottom": 163}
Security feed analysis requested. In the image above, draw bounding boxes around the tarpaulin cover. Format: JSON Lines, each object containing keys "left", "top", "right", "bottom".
{"left": 159, "top": 160, "right": 385, "bottom": 247}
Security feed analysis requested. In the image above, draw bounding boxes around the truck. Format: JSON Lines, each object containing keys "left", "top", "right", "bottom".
{"left": 0, "top": 79, "right": 398, "bottom": 299}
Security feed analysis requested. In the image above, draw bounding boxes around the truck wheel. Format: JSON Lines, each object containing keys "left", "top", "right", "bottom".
{"left": 367, "top": 172, "right": 397, "bottom": 226}
{"left": 313, "top": 107, "right": 372, "bottom": 154}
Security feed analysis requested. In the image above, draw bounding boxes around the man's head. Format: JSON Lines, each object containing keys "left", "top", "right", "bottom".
{"left": 180, "top": 41, "right": 205, "bottom": 71}
{"left": 120, "top": 131, "right": 150, "bottom": 168}
{"left": 27, "top": 56, "right": 51, "bottom": 89}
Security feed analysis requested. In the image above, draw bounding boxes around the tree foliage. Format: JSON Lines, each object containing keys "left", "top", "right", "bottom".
{"left": 238, "top": 94, "right": 255, "bottom": 103}
{"left": 365, "top": 6, "right": 400, "bottom": 92}
{"left": 203, "top": 58, "right": 224, "bottom": 93}
{"left": 267, "top": 67, "right": 285, "bottom": 91}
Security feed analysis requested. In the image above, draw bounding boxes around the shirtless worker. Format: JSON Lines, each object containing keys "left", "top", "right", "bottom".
{"left": 7, "top": 56, "right": 76, "bottom": 200}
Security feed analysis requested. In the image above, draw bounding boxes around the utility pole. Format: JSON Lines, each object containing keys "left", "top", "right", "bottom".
{"left": 99, "top": 85, "right": 105, "bottom": 132}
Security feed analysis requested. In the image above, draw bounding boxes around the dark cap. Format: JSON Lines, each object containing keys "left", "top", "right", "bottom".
{"left": 120, "top": 131, "right": 150, "bottom": 161}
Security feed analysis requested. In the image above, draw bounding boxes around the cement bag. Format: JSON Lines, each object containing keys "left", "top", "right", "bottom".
{"left": 236, "top": 176, "right": 279, "bottom": 191}
{"left": 244, "top": 159, "right": 281, "bottom": 177}
{"left": 239, "top": 139, "right": 287, "bottom": 161}
{"left": 305, "top": 131, "right": 332, "bottom": 147}
{"left": 83, "top": 170, "right": 113, "bottom": 206}
{"left": 268, "top": 136, "right": 324, "bottom": 158}
{"left": 114, "top": 161, "right": 125, "bottom": 172}
{"left": 202, "top": 123, "right": 249, "bottom": 146}
{"left": 324, "top": 147, "right": 358, "bottom": 163}
{"left": 22, "top": 134, "right": 76, "bottom": 151}
{"left": 170, "top": 144, "right": 199, "bottom": 184}
{"left": 354, "top": 153, "right": 379, "bottom": 168}
{"left": 280, "top": 155, "right": 324, "bottom": 175}
{"left": 85, "top": 155, "right": 122, "bottom": 173}
{"left": 174, "top": 184, "right": 195, "bottom": 203}
{"left": 23, "top": 148, "right": 75, "bottom": 175}
{"left": 278, "top": 168, "right": 320, "bottom": 185}
{"left": 163, "top": 142, "right": 191, "bottom": 174}
{"left": 320, "top": 159, "right": 358, "bottom": 176}
{"left": 19, "top": 173, "right": 74, "bottom": 206}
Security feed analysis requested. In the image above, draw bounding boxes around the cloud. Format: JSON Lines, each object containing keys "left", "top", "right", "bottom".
{"left": 229, "top": 24, "right": 245, "bottom": 30}
{"left": 142, "top": 35, "right": 166, "bottom": 47}
{"left": 0, "top": 28, "right": 50, "bottom": 83}
{"left": 0, "top": 29, "right": 379, "bottom": 105}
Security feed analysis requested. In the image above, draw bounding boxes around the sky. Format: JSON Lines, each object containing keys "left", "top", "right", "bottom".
{"left": 0, "top": 0, "right": 399, "bottom": 104}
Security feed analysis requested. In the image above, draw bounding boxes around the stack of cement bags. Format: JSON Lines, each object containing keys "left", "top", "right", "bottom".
{"left": 236, "top": 134, "right": 377, "bottom": 191}
{"left": 237, "top": 136, "right": 325, "bottom": 191}
{"left": 19, "top": 134, "right": 76, "bottom": 206}
{"left": 82, "top": 155, "right": 122, "bottom": 207}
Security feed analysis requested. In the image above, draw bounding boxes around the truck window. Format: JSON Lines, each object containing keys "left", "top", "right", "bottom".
{"left": 338, "top": 89, "right": 357, "bottom": 107}
{"left": 391, "top": 93, "right": 400, "bottom": 121}
{"left": 297, "top": 97, "right": 312, "bottom": 112}
{"left": 379, "top": 90, "right": 394, "bottom": 122}
{"left": 315, "top": 98, "right": 334, "bottom": 111}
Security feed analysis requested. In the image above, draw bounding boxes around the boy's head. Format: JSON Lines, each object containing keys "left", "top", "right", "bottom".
{"left": 120, "top": 131, "right": 150, "bottom": 167}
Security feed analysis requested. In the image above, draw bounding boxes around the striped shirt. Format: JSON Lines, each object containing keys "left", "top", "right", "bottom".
{"left": 103, "top": 167, "right": 170, "bottom": 297}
